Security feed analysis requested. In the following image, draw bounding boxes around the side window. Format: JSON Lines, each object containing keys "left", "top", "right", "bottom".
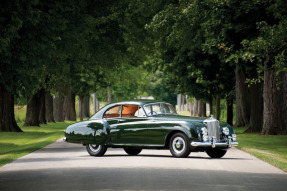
{"left": 122, "top": 105, "right": 143, "bottom": 118}
{"left": 104, "top": 106, "right": 121, "bottom": 118}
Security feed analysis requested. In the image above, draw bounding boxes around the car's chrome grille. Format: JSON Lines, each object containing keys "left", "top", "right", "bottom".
{"left": 206, "top": 121, "right": 220, "bottom": 142}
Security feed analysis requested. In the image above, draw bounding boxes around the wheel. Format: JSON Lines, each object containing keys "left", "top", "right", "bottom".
{"left": 206, "top": 149, "right": 227, "bottom": 158}
{"left": 169, "top": 133, "right": 190, "bottom": 158}
{"left": 124, "top": 148, "right": 142, "bottom": 156}
{"left": 86, "top": 144, "right": 107, "bottom": 156}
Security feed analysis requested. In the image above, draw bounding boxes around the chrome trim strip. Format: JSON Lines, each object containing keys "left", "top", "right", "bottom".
{"left": 191, "top": 141, "right": 238, "bottom": 147}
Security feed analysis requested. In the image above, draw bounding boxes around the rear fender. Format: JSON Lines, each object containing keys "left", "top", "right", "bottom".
{"left": 65, "top": 120, "right": 109, "bottom": 144}
{"left": 87, "top": 120, "right": 110, "bottom": 145}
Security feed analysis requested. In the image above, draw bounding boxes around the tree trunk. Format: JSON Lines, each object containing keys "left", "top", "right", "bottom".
{"left": 45, "top": 91, "right": 55, "bottom": 123}
{"left": 107, "top": 86, "right": 111, "bottom": 104}
{"left": 189, "top": 101, "right": 194, "bottom": 116}
{"left": 278, "top": 71, "right": 287, "bottom": 134}
{"left": 93, "top": 93, "right": 100, "bottom": 114}
{"left": 202, "top": 101, "right": 206, "bottom": 117}
{"left": 0, "top": 83, "right": 22, "bottom": 132}
{"left": 209, "top": 96, "right": 213, "bottom": 117}
{"left": 78, "top": 95, "right": 84, "bottom": 121}
{"left": 193, "top": 98, "right": 198, "bottom": 116}
{"left": 197, "top": 100, "right": 202, "bottom": 117}
{"left": 24, "top": 91, "right": 41, "bottom": 127}
{"left": 197, "top": 100, "right": 206, "bottom": 117}
{"left": 181, "top": 95, "right": 185, "bottom": 111}
{"left": 262, "top": 70, "right": 287, "bottom": 135}
{"left": 226, "top": 98, "right": 233, "bottom": 126}
{"left": 83, "top": 95, "right": 90, "bottom": 118}
{"left": 38, "top": 89, "right": 46, "bottom": 124}
{"left": 234, "top": 66, "right": 250, "bottom": 127}
{"left": 53, "top": 95, "right": 64, "bottom": 122}
{"left": 63, "top": 88, "right": 76, "bottom": 121}
{"left": 177, "top": 94, "right": 182, "bottom": 112}
{"left": 215, "top": 94, "right": 221, "bottom": 120}
{"left": 245, "top": 82, "right": 263, "bottom": 132}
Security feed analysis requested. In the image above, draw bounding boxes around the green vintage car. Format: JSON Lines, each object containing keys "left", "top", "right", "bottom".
{"left": 64, "top": 101, "right": 238, "bottom": 158}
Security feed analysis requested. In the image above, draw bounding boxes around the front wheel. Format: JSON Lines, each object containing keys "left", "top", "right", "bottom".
{"left": 124, "top": 148, "right": 142, "bottom": 156}
{"left": 86, "top": 144, "right": 107, "bottom": 156}
{"left": 206, "top": 149, "right": 227, "bottom": 158}
{"left": 169, "top": 133, "right": 190, "bottom": 158}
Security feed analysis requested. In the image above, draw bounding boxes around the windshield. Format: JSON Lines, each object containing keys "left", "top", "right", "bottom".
{"left": 143, "top": 103, "right": 177, "bottom": 116}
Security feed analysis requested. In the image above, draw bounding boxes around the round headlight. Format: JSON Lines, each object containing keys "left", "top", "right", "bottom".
{"left": 222, "top": 127, "right": 230, "bottom": 135}
{"left": 201, "top": 127, "right": 208, "bottom": 135}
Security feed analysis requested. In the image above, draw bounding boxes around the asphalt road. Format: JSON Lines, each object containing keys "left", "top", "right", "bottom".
{"left": 0, "top": 139, "right": 286, "bottom": 191}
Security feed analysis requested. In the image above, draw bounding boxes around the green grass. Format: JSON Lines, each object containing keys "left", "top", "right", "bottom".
{"left": 0, "top": 121, "right": 73, "bottom": 167}
{"left": 15, "top": 105, "right": 27, "bottom": 123}
{"left": 234, "top": 127, "right": 287, "bottom": 172}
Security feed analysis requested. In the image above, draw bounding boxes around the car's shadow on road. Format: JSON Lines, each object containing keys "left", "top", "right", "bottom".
{"left": 86, "top": 154, "right": 248, "bottom": 160}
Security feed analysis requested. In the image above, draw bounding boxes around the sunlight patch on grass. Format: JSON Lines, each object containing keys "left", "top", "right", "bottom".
{"left": 243, "top": 148, "right": 287, "bottom": 163}
{"left": 0, "top": 121, "right": 73, "bottom": 167}
{"left": 234, "top": 127, "right": 287, "bottom": 172}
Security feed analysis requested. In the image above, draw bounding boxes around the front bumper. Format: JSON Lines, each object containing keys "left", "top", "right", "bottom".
{"left": 191, "top": 141, "right": 238, "bottom": 148}
{"left": 191, "top": 137, "right": 238, "bottom": 148}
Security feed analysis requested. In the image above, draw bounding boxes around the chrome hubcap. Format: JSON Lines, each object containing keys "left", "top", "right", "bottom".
{"left": 89, "top": 144, "right": 101, "bottom": 153}
{"left": 172, "top": 137, "right": 185, "bottom": 154}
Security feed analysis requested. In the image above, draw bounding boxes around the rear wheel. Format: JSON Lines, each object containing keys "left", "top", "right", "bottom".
{"left": 124, "top": 148, "right": 142, "bottom": 156}
{"left": 206, "top": 149, "right": 227, "bottom": 158}
{"left": 86, "top": 144, "right": 107, "bottom": 156}
{"left": 169, "top": 133, "right": 190, "bottom": 158}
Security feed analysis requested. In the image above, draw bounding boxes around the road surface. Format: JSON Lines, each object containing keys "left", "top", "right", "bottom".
{"left": 0, "top": 139, "right": 286, "bottom": 191}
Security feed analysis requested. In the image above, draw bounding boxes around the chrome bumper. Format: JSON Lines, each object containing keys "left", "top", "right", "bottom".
{"left": 191, "top": 141, "right": 238, "bottom": 147}
{"left": 191, "top": 138, "right": 238, "bottom": 148}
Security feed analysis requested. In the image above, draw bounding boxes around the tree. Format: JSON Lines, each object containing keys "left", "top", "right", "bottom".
{"left": 0, "top": 0, "right": 43, "bottom": 131}
{"left": 240, "top": 0, "right": 287, "bottom": 134}
{"left": 145, "top": 0, "right": 235, "bottom": 121}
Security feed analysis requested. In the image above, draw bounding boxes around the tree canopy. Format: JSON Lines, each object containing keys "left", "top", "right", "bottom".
{"left": 0, "top": 0, "right": 286, "bottom": 134}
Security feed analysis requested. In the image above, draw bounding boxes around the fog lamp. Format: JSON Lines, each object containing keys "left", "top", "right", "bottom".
{"left": 203, "top": 135, "right": 209, "bottom": 142}
{"left": 232, "top": 134, "right": 237, "bottom": 141}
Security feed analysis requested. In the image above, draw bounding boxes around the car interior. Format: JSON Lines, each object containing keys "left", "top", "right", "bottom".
{"left": 104, "top": 105, "right": 145, "bottom": 118}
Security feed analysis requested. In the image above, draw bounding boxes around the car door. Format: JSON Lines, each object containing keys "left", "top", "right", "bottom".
{"left": 144, "top": 104, "right": 176, "bottom": 146}
{"left": 102, "top": 105, "right": 121, "bottom": 144}
{"left": 145, "top": 118, "right": 175, "bottom": 146}
{"left": 110, "top": 105, "right": 149, "bottom": 146}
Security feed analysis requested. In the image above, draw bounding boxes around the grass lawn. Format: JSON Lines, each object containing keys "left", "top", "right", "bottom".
{"left": 0, "top": 121, "right": 73, "bottom": 167}
{"left": 234, "top": 127, "right": 287, "bottom": 172}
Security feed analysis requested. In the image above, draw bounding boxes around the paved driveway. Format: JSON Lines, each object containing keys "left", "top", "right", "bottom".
{"left": 0, "top": 139, "right": 286, "bottom": 191}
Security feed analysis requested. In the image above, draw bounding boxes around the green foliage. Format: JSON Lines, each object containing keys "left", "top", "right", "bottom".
{"left": 146, "top": 0, "right": 235, "bottom": 102}
{"left": 145, "top": 71, "right": 177, "bottom": 105}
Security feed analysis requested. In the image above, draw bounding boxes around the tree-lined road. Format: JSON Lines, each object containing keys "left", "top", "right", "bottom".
{"left": 0, "top": 139, "right": 286, "bottom": 191}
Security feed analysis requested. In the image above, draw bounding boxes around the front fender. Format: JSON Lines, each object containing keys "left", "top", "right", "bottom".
{"left": 183, "top": 121, "right": 205, "bottom": 141}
